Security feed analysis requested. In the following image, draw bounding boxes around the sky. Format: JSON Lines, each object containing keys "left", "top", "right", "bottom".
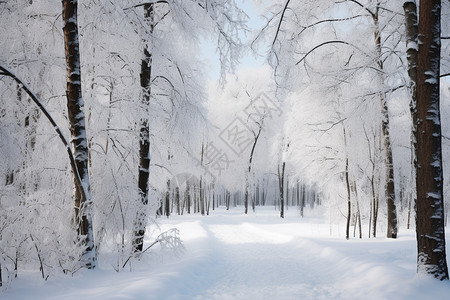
{"left": 200, "top": 0, "right": 268, "bottom": 82}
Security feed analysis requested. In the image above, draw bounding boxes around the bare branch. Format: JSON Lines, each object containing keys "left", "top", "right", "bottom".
{"left": 297, "top": 15, "right": 368, "bottom": 37}
{"left": 124, "top": 1, "right": 169, "bottom": 10}
{"left": 272, "top": 0, "right": 291, "bottom": 46}
{"left": 295, "top": 40, "right": 370, "bottom": 65}
{"left": 339, "top": 0, "right": 375, "bottom": 18}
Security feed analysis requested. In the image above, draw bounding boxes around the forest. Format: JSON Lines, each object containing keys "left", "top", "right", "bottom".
{"left": 1, "top": 0, "right": 450, "bottom": 298}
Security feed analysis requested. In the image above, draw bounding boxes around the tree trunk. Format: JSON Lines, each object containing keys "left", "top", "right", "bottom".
{"left": 278, "top": 161, "right": 285, "bottom": 218}
{"left": 343, "top": 127, "right": 351, "bottom": 240}
{"left": 244, "top": 177, "right": 249, "bottom": 214}
{"left": 373, "top": 7, "right": 397, "bottom": 239}
{"left": 369, "top": 170, "right": 379, "bottom": 238}
{"left": 415, "top": 0, "right": 449, "bottom": 280}
{"left": 245, "top": 125, "right": 262, "bottom": 214}
{"left": 165, "top": 180, "right": 170, "bottom": 217}
{"left": 186, "top": 183, "right": 191, "bottom": 214}
{"left": 384, "top": 118, "right": 398, "bottom": 238}
{"left": 403, "top": 0, "right": 418, "bottom": 232}
{"left": 300, "top": 183, "right": 305, "bottom": 217}
{"left": 176, "top": 186, "right": 180, "bottom": 215}
{"left": 194, "top": 185, "right": 198, "bottom": 213}
{"left": 354, "top": 181, "right": 362, "bottom": 239}
{"left": 133, "top": 3, "right": 154, "bottom": 253}
{"left": 369, "top": 187, "right": 372, "bottom": 238}
{"left": 286, "top": 177, "right": 289, "bottom": 210}
{"left": 345, "top": 157, "right": 351, "bottom": 240}
{"left": 62, "top": 0, "right": 96, "bottom": 269}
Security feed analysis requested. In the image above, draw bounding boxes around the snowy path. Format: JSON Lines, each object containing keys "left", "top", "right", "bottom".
{"left": 185, "top": 221, "right": 338, "bottom": 299}
{"left": 5, "top": 207, "right": 450, "bottom": 299}
{"left": 148, "top": 208, "right": 450, "bottom": 300}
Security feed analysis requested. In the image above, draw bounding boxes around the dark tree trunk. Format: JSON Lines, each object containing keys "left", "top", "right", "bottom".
{"left": 345, "top": 157, "right": 351, "bottom": 240}
{"left": 62, "top": 0, "right": 96, "bottom": 269}
{"left": 415, "top": 0, "right": 449, "bottom": 280}
{"left": 384, "top": 122, "right": 398, "bottom": 238}
{"left": 300, "top": 183, "right": 305, "bottom": 217}
{"left": 286, "top": 177, "right": 289, "bottom": 209}
{"left": 278, "top": 161, "right": 285, "bottom": 218}
{"left": 165, "top": 180, "right": 170, "bottom": 217}
{"left": 200, "top": 178, "right": 205, "bottom": 216}
{"left": 176, "top": 186, "right": 180, "bottom": 215}
{"left": 133, "top": 3, "right": 154, "bottom": 253}
{"left": 343, "top": 127, "right": 351, "bottom": 240}
{"left": 245, "top": 125, "right": 262, "bottom": 214}
{"left": 186, "top": 183, "right": 191, "bottom": 214}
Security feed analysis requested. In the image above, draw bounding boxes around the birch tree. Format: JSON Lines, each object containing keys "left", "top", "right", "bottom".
{"left": 1, "top": 0, "right": 93, "bottom": 281}
{"left": 62, "top": 0, "right": 96, "bottom": 269}
{"left": 133, "top": 2, "right": 154, "bottom": 254}
{"left": 126, "top": 0, "right": 246, "bottom": 253}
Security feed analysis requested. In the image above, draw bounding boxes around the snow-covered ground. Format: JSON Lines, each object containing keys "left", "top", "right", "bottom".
{"left": 4, "top": 207, "right": 450, "bottom": 299}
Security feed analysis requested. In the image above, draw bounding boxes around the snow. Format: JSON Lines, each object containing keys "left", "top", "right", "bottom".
{"left": 4, "top": 207, "right": 450, "bottom": 299}
{"left": 406, "top": 40, "right": 418, "bottom": 51}
{"left": 424, "top": 70, "right": 438, "bottom": 84}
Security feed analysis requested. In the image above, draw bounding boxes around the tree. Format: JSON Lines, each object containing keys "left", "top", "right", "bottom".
{"left": 369, "top": 2, "right": 398, "bottom": 239}
{"left": 403, "top": 0, "right": 418, "bottom": 232}
{"left": 62, "top": 0, "right": 96, "bottom": 269}
{"left": 132, "top": 2, "right": 154, "bottom": 254}
{"left": 415, "top": 0, "right": 448, "bottom": 280}
{"left": 278, "top": 157, "right": 286, "bottom": 218}
{"left": 245, "top": 117, "right": 263, "bottom": 214}
{"left": 254, "top": 0, "right": 403, "bottom": 238}
{"left": 127, "top": 0, "right": 246, "bottom": 252}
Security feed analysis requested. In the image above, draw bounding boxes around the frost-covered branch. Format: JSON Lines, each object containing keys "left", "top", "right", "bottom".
{"left": 0, "top": 64, "right": 87, "bottom": 205}
{"left": 124, "top": 1, "right": 169, "bottom": 10}
{"left": 296, "top": 15, "right": 369, "bottom": 38}
{"left": 123, "top": 228, "right": 184, "bottom": 269}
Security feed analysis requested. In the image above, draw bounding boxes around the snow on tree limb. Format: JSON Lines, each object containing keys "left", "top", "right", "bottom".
{"left": 0, "top": 64, "right": 87, "bottom": 205}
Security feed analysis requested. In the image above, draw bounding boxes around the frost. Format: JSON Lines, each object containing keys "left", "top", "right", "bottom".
{"left": 424, "top": 70, "right": 438, "bottom": 84}
{"left": 430, "top": 159, "right": 441, "bottom": 168}
{"left": 427, "top": 191, "right": 441, "bottom": 199}
{"left": 406, "top": 40, "right": 418, "bottom": 51}
{"left": 425, "top": 77, "right": 438, "bottom": 84}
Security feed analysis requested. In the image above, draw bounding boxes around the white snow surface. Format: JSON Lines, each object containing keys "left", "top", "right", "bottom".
{"left": 5, "top": 207, "right": 450, "bottom": 300}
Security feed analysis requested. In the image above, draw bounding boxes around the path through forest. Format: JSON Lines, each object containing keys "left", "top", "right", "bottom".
{"left": 6, "top": 207, "right": 450, "bottom": 299}
{"left": 139, "top": 207, "right": 450, "bottom": 300}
